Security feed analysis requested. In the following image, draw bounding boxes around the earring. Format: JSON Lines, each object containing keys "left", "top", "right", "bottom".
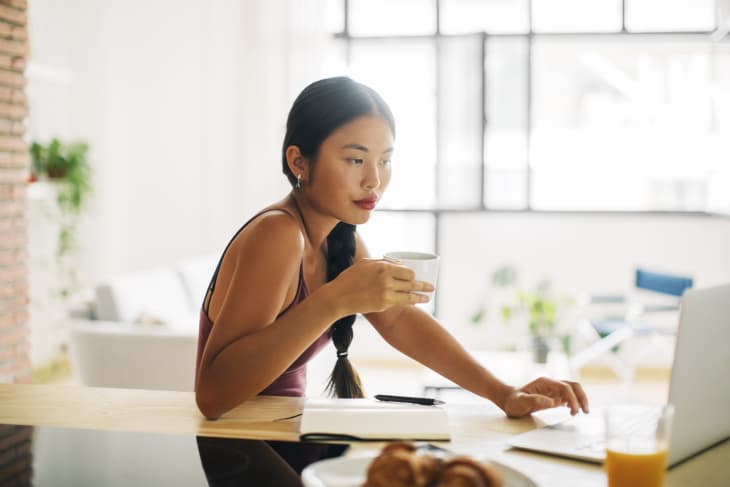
{"left": 296, "top": 173, "right": 302, "bottom": 190}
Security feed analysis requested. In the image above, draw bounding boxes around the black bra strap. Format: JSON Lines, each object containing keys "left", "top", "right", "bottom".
{"left": 203, "top": 207, "right": 298, "bottom": 314}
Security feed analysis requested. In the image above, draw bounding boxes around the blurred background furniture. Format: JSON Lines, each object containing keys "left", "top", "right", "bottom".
{"left": 570, "top": 268, "right": 693, "bottom": 382}
{"left": 68, "top": 255, "right": 216, "bottom": 391}
{"left": 69, "top": 323, "right": 198, "bottom": 391}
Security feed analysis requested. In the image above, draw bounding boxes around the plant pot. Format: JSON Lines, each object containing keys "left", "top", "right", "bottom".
{"left": 531, "top": 336, "right": 550, "bottom": 364}
{"left": 46, "top": 168, "right": 67, "bottom": 179}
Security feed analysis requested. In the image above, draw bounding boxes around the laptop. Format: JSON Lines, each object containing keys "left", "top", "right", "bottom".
{"left": 507, "top": 282, "right": 730, "bottom": 467}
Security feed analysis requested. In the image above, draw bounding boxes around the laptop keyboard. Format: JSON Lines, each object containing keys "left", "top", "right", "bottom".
{"left": 577, "top": 439, "right": 606, "bottom": 454}
{"left": 574, "top": 408, "right": 660, "bottom": 453}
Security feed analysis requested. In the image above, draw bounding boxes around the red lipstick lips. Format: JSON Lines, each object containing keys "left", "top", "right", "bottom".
{"left": 354, "top": 197, "right": 377, "bottom": 210}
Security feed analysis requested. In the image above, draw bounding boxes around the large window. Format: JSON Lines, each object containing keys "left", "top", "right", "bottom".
{"left": 323, "top": 0, "right": 730, "bottom": 280}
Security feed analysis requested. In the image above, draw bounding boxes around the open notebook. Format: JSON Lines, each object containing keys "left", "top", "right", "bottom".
{"left": 299, "top": 398, "right": 450, "bottom": 442}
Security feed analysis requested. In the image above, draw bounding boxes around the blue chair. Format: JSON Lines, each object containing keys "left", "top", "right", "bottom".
{"left": 635, "top": 268, "right": 693, "bottom": 301}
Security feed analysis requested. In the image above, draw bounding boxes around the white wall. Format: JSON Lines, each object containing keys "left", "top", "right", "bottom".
{"left": 27, "top": 0, "right": 329, "bottom": 281}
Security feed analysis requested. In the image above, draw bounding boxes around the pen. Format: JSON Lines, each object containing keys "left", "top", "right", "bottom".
{"left": 374, "top": 394, "right": 445, "bottom": 406}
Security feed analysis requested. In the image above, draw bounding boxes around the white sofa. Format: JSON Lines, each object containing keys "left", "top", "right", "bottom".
{"left": 69, "top": 255, "right": 218, "bottom": 392}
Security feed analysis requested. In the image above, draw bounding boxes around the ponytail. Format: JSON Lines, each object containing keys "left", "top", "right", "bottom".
{"left": 324, "top": 222, "right": 364, "bottom": 398}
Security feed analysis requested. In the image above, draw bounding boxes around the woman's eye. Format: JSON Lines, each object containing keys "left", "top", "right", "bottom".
{"left": 381, "top": 159, "right": 391, "bottom": 166}
{"left": 347, "top": 158, "right": 364, "bottom": 165}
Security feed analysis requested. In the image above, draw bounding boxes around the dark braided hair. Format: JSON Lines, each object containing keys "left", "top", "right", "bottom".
{"left": 281, "top": 77, "right": 395, "bottom": 398}
{"left": 324, "top": 221, "right": 360, "bottom": 398}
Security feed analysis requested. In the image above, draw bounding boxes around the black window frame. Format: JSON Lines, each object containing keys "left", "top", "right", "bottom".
{"left": 332, "top": 0, "right": 730, "bottom": 257}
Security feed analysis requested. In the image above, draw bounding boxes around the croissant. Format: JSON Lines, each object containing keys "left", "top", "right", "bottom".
{"left": 363, "top": 442, "right": 443, "bottom": 487}
{"left": 436, "top": 457, "right": 503, "bottom": 487}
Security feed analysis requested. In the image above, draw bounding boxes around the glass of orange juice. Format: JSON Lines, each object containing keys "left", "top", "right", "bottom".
{"left": 604, "top": 404, "right": 674, "bottom": 487}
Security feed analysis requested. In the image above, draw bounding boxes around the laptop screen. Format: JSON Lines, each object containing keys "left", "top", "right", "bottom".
{"left": 666, "top": 283, "right": 730, "bottom": 466}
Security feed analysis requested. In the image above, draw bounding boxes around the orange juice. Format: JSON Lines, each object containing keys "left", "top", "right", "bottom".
{"left": 605, "top": 448, "right": 668, "bottom": 487}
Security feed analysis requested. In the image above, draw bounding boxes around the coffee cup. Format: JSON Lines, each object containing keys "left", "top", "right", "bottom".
{"left": 383, "top": 251, "right": 439, "bottom": 299}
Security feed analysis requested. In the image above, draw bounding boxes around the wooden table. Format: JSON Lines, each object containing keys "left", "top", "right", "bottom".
{"left": 1, "top": 383, "right": 728, "bottom": 486}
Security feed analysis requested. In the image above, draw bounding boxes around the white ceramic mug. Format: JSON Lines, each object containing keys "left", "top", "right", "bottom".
{"left": 383, "top": 251, "right": 440, "bottom": 298}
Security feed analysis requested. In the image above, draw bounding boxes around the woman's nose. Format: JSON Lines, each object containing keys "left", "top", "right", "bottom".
{"left": 362, "top": 164, "right": 381, "bottom": 190}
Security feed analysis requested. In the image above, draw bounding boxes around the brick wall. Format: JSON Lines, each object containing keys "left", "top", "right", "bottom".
{"left": 0, "top": 0, "right": 29, "bottom": 383}
{"left": 0, "top": 0, "right": 32, "bottom": 485}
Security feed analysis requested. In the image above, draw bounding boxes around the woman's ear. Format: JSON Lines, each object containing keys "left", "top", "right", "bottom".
{"left": 285, "top": 146, "right": 309, "bottom": 182}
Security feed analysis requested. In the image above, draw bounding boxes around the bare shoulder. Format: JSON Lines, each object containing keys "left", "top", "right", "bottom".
{"left": 207, "top": 208, "right": 304, "bottom": 322}
{"left": 216, "top": 209, "right": 305, "bottom": 290}
{"left": 230, "top": 209, "right": 304, "bottom": 261}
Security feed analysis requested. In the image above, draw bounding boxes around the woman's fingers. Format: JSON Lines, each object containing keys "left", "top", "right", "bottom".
{"left": 384, "top": 261, "right": 416, "bottom": 281}
{"left": 567, "top": 380, "right": 590, "bottom": 413}
{"left": 391, "top": 278, "right": 434, "bottom": 293}
{"left": 524, "top": 378, "right": 583, "bottom": 415}
{"left": 563, "top": 384, "right": 581, "bottom": 415}
{"left": 414, "top": 281, "right": 435, "bottom": 293}
{"left": 379, "top": 260, "right": 434, "bottom": 293}
{"left": 548, "top": 380, "right": 589, "bottom": 415}
{"left": 510, "top": 378, "right": 591, "bottom": 418}
{"left": 546, "top": 380, "right": 580, "bottom": 415}
{"left": 403, "top": 292, "right": 430, "bottom": 305}
{"left": 358, "top": 259, "right": 433, "bottom": 307}
{"left": 386, "top": 288, "right": 429, "bottom": 306}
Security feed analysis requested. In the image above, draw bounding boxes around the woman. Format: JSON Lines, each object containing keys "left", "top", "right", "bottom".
{"left": 195, "top": 76, "right": 589, "bottom": 483}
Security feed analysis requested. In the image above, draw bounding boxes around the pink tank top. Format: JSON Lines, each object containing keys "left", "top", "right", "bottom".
{"left": 195, "top": 209, "right": 331, "bottom": 397}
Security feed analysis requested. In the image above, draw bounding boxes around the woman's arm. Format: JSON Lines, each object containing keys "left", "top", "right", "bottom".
{"left": 356, "top": 233, "right": 589, "bottom": 417}
{"left": 365, "top": 304, "right": 515, "bottom": 409}
{"left": 366, "top": 300, "right": 589, "bottom": 417}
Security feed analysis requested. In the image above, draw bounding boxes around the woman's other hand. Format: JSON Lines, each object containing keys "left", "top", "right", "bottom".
{"left": 501, "top": 377, "right": 590, "bottom": 418}
{"left": 329, "top": 258, "right": 433, "bottom": 315}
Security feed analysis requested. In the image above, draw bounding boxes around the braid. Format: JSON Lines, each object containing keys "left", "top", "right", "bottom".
{"left": 324, "top": 221, "right": 364, "bottom": 398}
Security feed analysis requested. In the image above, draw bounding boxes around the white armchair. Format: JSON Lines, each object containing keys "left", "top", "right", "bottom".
{"left": 69, "top": 322, "right": 198, "bottom": 391}
{"left": 68, "top": 255, "right": 217, "bottom": 391}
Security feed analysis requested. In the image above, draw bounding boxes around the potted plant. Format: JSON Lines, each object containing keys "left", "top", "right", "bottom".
{"left": 471, "top": 265, "right": 574, "bottom": 364}
{"left": 29, "top": 138, "right": 92, "bottom": 298}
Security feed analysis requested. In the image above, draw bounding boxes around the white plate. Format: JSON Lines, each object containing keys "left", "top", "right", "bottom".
{"left": 302, "top": 453, "right": 537, "bottom": 487}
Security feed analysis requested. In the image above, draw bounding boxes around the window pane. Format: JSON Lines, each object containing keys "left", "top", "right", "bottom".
{"left": 626, "top": 0, "right": 716, "bottom": 32}
{"left": 531, "top": 37, "right": 722, "bottom": 211}
{"left": 349, "top": 0, "right": 436, "bottom": 36}
{"left": 707, "top": 167, "right": 730, "bottom": 215}
{"left": 322, "top": 39, "right": 347, "bottom": 77}
{"left": 715, "top": 44, "right": 730, "bottom": 132}
{"left": 708, "top": 43, "right": 730, "bottom": 214}
{"left": 485, "top": 37, "right": 528, "bottom": 209}
{"left": 348, "top": 39, "right": 437, "bottom": 209}
{"left": 438, "top": 35, "right": 483, "bottom": 208}
{"left": 532, "top": 0, "right": 622, "bottom": 33}
{"left": 325, "top": 0, "right": 344, "bottom": 34}
{"left": 440, "top": 0, "right": 529, "bottom": 34}
{"left": 486, "top": 169, "right": 527, "bottom": 209}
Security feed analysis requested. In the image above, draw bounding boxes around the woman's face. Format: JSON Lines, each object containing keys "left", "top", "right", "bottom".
{"left": 306, "top": 115, "right": 394, "bottom": 225}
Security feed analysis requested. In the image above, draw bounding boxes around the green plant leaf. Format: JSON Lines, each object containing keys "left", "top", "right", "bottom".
{"left": 491, "top": 265, "right": 518, "bottom": 288}
{"left": 31, "top": 138, "right": 92, "bottom": 299}
{"left": 500, "top": 305, "right": 513, "bottom": 321}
